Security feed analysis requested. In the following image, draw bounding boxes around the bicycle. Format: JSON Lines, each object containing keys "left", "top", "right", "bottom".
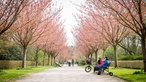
{"left": 85, "top": 64, "right": 94, "bottom": 72}
{"left": 85, "top": 59, "right": 94, "bottom": 72}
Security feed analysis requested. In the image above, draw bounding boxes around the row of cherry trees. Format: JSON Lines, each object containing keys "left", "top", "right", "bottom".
{"left": 75, "top": 0, "right": 146, "bottom": 71}
{"left": 0, "top": 0, "right": 70, "bottom": 68}
{"left": 97, "top": 0, "right": 146, "bottom": 72}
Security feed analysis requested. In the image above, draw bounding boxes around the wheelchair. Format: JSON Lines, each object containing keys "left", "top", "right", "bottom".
{"left": 94, "top": 63, "right": 113, "bottom": 76}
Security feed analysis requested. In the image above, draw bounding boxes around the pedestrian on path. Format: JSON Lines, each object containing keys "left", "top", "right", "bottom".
{"left": 72, "top": 59, "right": 74, "bottom": 66}
{"left": 68, "top": 60, "right": 71, "bottom": 67}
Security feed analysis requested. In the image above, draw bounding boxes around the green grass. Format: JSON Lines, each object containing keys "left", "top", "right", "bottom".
{"left": 0, "top": 66, "right": 54, "bottom": 82}
{"left": 109, "top": 67, "right": 146, "bottom": 82}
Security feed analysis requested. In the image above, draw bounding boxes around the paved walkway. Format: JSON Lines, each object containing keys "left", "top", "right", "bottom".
{"left": 15, "top": 64, "right": 126, "bottom": 82}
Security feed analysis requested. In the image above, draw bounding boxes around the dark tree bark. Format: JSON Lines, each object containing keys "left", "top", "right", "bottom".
{"left": 47, "top": 52, "right": 50, "bottom": 65}
{"left": 113, "top": 45, "right": 118, "bottom": 68}
{"left": 35, "top": 47, "right": 40, "bottom": 67}
{"left": 43, "top": 51, "right": 46, "bottom": 66}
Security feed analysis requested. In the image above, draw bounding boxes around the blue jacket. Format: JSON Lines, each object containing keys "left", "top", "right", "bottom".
{"left": 98, "top": 60, "right": 109, "bottom": 68}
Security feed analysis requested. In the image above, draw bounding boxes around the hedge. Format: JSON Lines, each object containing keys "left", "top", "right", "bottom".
{"left": 110, "top": 60, "right": 143, "bottom": 69}
{"left": 0, "top": 60, "right": 35, "bottom": 69}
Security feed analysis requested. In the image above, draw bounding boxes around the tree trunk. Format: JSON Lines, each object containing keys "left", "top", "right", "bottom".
{"left": 43, "top": 51, "right": 46, "bottom": 66}
{"left": 54, "top": 56, "right": 56, "bottom": 63}
{"left": 48, "top": 53, "right": 50, "bottom": 65}
{"left": 113, "top": 45, "right": 118, "bottom": 68}
{"left": 141, "top": 36, "right": 146, "bottom": 72}
{"left": 22, "top": 47, "right": 27, "bottom": 68}
{"left": 90, "top": 53, "right": 93, "bottom": 64}
{"left": 95, "top": 49, "right": 98, "bottom": 62}
{"left": 95, "top": 52, "right": 97, "bottom": 62}
{"left": 53, "top": 56, "right": 56, "bottom": 64}
{"left": 35, "top": 49, "right": 39, "bottom": 67}
{"left": 51, "top": 54, "right": 53, "bottom": 66}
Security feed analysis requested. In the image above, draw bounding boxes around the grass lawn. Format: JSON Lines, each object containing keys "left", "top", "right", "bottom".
{"left": 0, "top": 66, "right": 54, "bottom": 82}
{"left": 109, "top": 67, "right": 146, "bottom": 82}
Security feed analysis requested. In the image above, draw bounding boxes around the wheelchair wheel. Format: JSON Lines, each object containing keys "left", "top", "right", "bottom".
{"left": 85, "top": 66, "right": 92, "bottom": 72}
{"left": 109, "top": 72, "right": 113, "bottom": 76}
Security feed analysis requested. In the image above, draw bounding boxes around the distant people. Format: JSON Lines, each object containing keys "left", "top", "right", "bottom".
{"left": 72, "top": 59, "right": 74, "bottom": 66}
{"left": 97, "top": 58, "right": 103, "bottom": 66}
{"left": 94, "top": 57, "right": 109, "bottom": 72}
{"left": 68, "top": 60, "right": 71, "bottom": 67}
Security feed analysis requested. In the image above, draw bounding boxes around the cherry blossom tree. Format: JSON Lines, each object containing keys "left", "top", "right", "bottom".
{"left": 31, "top": 16, "right": 59, "bottom": 66}
{"left": 0, "top": 0, "right": 28, "bottom": 35}
{"left": 75, "top": 1, "right": 129, "bottom": 67}
{"left": 11, "top": 0, "right": 53, "bottom": 68}
{"left": 32, "top": 15, "right": 66, "bottom": 66}
{"left": 74, "top": 20, "right": 102, "bottom": 62}
{"left": 95, "top": 0, "right": 146, "bottom": 71}
{"left": 86, "top": 11, "right": 128, "bottom": 67}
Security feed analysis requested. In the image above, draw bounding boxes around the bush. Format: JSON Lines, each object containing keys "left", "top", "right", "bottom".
{"left": 0, "top": 44, "right": 22, "bottom": 60}
{"left": 78, "top": 59, "right": 86, "bottom": 66}
{"left": 133, "top": 71, "right": 144, "bottom": 74}
{"left": 104, "top": 46, "right": 114, "bottom": 60}
{"left": 118, "top": 55, "right": 143, "bottom": 60}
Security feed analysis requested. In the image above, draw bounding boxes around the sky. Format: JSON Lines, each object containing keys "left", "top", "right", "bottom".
{"left": 52, "top": 0, "right": 86, "bottom": 46}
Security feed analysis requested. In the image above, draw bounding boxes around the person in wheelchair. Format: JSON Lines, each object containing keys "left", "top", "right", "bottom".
{"left": 97, "top": 58, "right": 103, "bottom": 66}
{"left": 94, "top": 56, "right": 109, "bottom": 72}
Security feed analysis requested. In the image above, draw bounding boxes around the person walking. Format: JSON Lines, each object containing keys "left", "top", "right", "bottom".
{"left": 72, "top": 59, "right": 74, "bottom": 66}
{"left": 68, "top": 60, "right": 71, "bottom": 67}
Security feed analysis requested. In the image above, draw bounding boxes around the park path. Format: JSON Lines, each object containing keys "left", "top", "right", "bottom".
{"left": 15, "top": 64, "right": 126, "bottom": 82}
